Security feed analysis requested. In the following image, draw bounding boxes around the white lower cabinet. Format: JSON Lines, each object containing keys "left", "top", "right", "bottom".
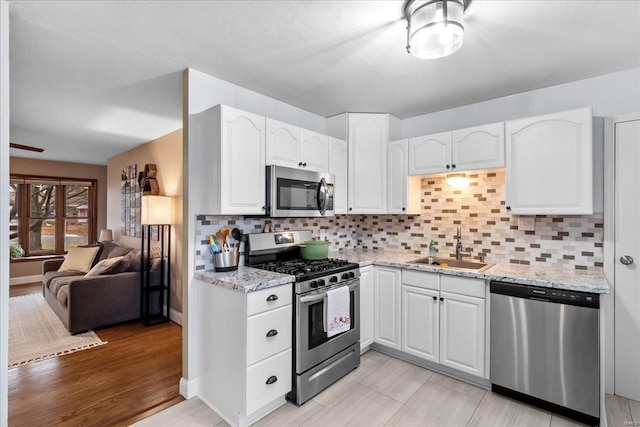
{"left": 197, "top": 281, "right": 293, "bottom": 427}
{"left": 402, "top": 285, "right": 439, "bottom": 362}
{"left": 398, "top": 270, "right": 486, "bottom": 379}
{"left": 373, "top": 266, "right": 402, "bottom": 350}
{"left": 359, "top": 266, "right": 374, "bottom": 351}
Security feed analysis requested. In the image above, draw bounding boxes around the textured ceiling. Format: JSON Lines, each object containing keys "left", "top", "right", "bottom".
{"left": 8, "top": 1, "right": 640, "bottom": 165}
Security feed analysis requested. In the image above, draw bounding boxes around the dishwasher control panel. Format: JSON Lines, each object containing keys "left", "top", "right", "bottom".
{"left": 491, "top": 281, "right": 599, "bottom": 309}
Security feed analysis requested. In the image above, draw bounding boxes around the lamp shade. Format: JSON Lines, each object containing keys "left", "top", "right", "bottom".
{"left": 141, "top": 195, "right": 172, "bottom": 225}
{"left": 98, "top": 229, "right": 113, "bottom": 242}
{"left": 405, "top": 0, "right": 465, "bottom": 59}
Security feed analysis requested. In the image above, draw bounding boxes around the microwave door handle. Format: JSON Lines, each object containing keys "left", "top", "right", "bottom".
{"left": 317, "top": 177, "right": 328, "bottom": 215}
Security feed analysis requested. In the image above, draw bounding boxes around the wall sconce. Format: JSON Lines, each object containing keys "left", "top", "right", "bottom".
{"left": 405, "top": 0, "right": 465, "bottom": 59}
{"left": 98, "top": 229, "right": 113, "bottom": 242}
{"left": 446, "top": 173, "right": 469, "bottom": 188}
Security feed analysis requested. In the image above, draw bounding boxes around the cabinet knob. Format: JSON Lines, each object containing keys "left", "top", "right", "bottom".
{"left": 506, "top": 206, "right": 511, "bottom": 211}
{"left": 402, "top": 207, "right": 406, "bottom": 211}
{"left": 298, "top": 162, "right": 303, "bottom": 167}
{"left": 266, "top": 329, "right": 278, "bottom": 338}
{"left": 432, "top": 296, "right": 437, "bottom": 301}
{"left": 266, "top": 294, "right": 278, "bottom": 302}
{"left": 446, "top": 164, "right": 451, "bottom": 169}
{"left": 262, "top": 206, "right": 266, "bottom": 211}
{"left": 451, "top": 164, "right": 456, "bottom": 169}
{"left": 266, "top": 375, "right": 278, "bottom": 385}
{"left": 440, "top": 297, "right": 444, "bottom": 302}
{"left": 349, "top": 207, "right": 353, "bottom": 211}
{"left": 303, "top": 162, "right": 307, "bottom": 167}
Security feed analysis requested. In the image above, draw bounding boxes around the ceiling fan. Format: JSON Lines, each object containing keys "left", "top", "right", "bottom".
{"left": 10, "top": 142, "right": 44, "bottom": 153}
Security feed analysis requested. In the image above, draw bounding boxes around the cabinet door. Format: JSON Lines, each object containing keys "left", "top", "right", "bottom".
{"left": 373, "top": 267, "right": 401, "bottom": 350}
{"left": 359, "top": 266, "right": 374, "bottom": 351}
{"left": 439, "top": 291, "right": 485, "bottom": 377}
{"left": 266, "top": 118, "right": 301, "bottom": 169}
{"left": 348, "top": 113, "right": 388, "bottom": 214}
{"left": 302, "top": 129, "right": 329, "bottom": 172}
{"left": 408, "top": 132, "right": 451, "bottom": 175}
{"left": 329, "top": 137, "right": 348, "bottom": 214}
{"left": 402, "top": 285, "right": 439, "bottom": 362}
{"left": 221, "top": 106, "right": 266, "bottom": 215}
{"left": 505, "top": 107, "right": 593, "bottom": 215}
{"left": 388, "top": 139, "right": 420, "bottom": 215}
{"left": 452, "top": 122, "right": 505, "bottom": 171}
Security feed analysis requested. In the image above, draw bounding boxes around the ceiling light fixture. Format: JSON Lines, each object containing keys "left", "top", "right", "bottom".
{"left": 404, "top": 0, "right": 465, "bottom": 59}
{"left": 445, "top": 173, "right": 469, "bottom": 188}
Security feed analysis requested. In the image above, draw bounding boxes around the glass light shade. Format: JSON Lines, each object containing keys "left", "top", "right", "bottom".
{"left": 445, "top": 173, "right": 469, "bottom": 188}
{"left": 407, "top": 0, "right": 464, "bottom": 59}
{"left": 141, "top": 195, "right": 172, "bottom": 225}
{"left": 98, "top": 229, "right": 113, "bottom": 242}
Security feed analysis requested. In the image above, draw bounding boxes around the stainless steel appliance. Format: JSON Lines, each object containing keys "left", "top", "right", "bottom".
{"left": 247, "top": 230, "right": 360, "bottom": 405}
{"left": 266, "top": 165, "right": 334, "bottom": 217}
{"left": 490, "top": 281, "right": 600, "bottom": 426}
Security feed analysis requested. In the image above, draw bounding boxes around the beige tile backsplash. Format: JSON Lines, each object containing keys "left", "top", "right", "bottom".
{"left": 196, "top": 169, "right": 603, "bottom": 272}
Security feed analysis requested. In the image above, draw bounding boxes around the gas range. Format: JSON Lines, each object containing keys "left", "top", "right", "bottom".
{"left": 246, "top": 230, "right": 360, "bottom": 294}
{"left": 253, "top": 258, "right": 360, "bottom": 294}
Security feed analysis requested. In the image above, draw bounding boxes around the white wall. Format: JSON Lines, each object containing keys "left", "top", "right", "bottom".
{"left": 403, "top": 68, "right": 640, "bottom": 137}
{"left": 1, "top": 1, "right": 9, "bottom": 424}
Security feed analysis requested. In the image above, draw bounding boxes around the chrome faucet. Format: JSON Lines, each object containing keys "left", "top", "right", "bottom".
{"left": 454, "top": 225, "right": 472, "bottom": 260}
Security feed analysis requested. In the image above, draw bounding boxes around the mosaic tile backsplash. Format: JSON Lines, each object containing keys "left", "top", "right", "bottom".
{"left": 195, "top": 169, "right": 603, "bottom": 272}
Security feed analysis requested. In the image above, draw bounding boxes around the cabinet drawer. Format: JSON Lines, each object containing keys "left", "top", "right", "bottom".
{"left": 246, "top": 349, "right": 292, "bottom": 415}
{"left": 440, "top": 275, "right": 485, "bottom": 298}
{"left": 402, "top": 269, "right": 439, "bottom": 290}
{"left": 247, "top": 285, "right": 293, "bottom": 316}
{"left": 247, "top": 305, "right": 292, "bottom": 366}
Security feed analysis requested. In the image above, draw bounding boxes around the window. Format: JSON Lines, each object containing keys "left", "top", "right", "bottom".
{"left": 10, "top": 176, "right": 97, "bottom": 256}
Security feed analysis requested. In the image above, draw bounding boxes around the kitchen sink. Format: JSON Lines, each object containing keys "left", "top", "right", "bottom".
{"left": 410, "top": 257, "right": 495, "bottom": 272}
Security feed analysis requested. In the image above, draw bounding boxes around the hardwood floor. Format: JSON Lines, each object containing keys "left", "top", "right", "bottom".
{"left": 8, "top": 283, "right": 183, "bottom": 427}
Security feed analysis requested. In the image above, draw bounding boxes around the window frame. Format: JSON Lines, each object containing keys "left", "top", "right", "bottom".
{"left": 10, "top": 174, "right": 98, "bottom": 257}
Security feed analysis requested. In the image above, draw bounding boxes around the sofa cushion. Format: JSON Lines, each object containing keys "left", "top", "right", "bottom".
{"left": 84, "top": 255, "right": 129, "bottom": 277}
{"left": 57, "top": 285, "right": 70, "bottom": 307}
{"left": 59, "top": 246, "right": 101, "bottom": 273}
{"left": 43, "top": 270, "right": 83, "bottom": 288}
{"left": 123, "top": 250, "right": 141, "bottom": 272}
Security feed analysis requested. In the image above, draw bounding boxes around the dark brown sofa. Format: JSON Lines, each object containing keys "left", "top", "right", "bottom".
{"left": 42, "top": 242, "right": 141, "bottom": 334}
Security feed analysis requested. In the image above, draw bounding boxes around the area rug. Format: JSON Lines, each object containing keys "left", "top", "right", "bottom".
{"left": 8, "top": 294, "right": 106, "bottom": 368}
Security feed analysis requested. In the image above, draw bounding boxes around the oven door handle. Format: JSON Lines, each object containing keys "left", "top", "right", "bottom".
{"left": 299, "top": 281, "right": 358, "bottom": 305}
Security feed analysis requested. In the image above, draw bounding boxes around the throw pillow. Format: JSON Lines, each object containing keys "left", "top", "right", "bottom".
{"left": 58, "top": 246, "right": 101, "bottom": 273}
{"left": 84, "top": 255, "right": 126, "bottom": 277}
{"left": 123, "top": 250, "right": 141, "bottom": 272}
{"left": 79, "top": 243, "right": 104, "bottom": 267}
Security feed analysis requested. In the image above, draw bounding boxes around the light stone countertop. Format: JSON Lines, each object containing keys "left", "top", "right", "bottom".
{"left": 195, "top": 267, "right": 295, "bottom": 293}
{"left": 337, "top": 248, "right": 609, "bottom": 294}
{"left": 195, "top": 249, "right": 608, "bottom": 294}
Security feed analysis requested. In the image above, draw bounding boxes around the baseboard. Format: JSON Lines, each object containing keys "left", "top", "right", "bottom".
{"left": 10, "top": 274, "right": 42, "bottom": 286}
{"left": 179, "top": 377, "right": 198, "bottom": 399}
{"left": 164, "top": 306, "right": 182, "bottom": 325}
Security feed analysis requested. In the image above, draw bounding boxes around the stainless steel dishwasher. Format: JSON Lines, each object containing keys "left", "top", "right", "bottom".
{"left": 490, "top": 281, "right": 599, "bottom": 426}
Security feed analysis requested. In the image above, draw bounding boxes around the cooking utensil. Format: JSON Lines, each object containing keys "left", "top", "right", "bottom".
{"left": 298, "top": 240, "right": 331, "bottom": 260}
{"left": 231, "top": 228, "right": 242, "bottom": 242}
{"left": 216, "top": 231, "right": 226, "bottom": 251}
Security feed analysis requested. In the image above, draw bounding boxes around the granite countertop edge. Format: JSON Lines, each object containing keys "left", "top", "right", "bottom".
{"left": 195, "top": 250, "right": 609, "bottom": 294}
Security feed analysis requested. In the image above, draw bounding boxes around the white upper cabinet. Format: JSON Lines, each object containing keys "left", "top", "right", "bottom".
{"left": 329, "top": 137, "right": 348, "bottom": 214}
{"left": 199, "top": 105, "right": 266, "bottom": 215}
{"left": 388, "top": 139, "right": 421, "bottom": 214}
{"left": 266, "top": 118, "right": 329, "bottom": 172}
{"left": 452, "top": 122, "right": 505, "bottom": 171}
{"left": 505, "top": 107, "right": 593, "bottom": 215}
{"left": 301, "top": 129, "right": 329, "bottom": 172}
{"left": 409, "top": 132, "right": 451, "bottom": 175}
{"left": 266, "top": 118, "right": 302, "bottom": 169}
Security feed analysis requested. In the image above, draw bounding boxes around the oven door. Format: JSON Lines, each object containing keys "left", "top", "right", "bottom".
{"left": 267, "top": 165, "right": 334, "bottom": 217}
{"left": 296, "top": 279, "right": 360, "bottom": 374}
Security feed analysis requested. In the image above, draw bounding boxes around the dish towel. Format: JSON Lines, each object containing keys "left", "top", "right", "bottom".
{"left": 324, "top": 286, "right": 351, "bottom": 338}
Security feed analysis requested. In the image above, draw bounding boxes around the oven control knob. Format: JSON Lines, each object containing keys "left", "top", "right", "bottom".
{"left": 317, "top": 279, "right": 325, "bottom": 286}
{"left": 348, "top": 272, "right": 355, "bottom": 278}
{"left": 341, "top": 273, "right": 349, "bottom": 280}
{"left": 310, "top": 281, "right": 318, "bottom": 288}
{"left": 330, "top": 276, "right": 338, "bottom": 283}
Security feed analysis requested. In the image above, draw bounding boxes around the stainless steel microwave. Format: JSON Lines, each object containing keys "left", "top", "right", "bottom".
{"left": 266, "top": 165, "right": 334, "bottom": 217}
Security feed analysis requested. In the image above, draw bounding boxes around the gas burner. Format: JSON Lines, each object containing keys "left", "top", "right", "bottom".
{"left": 253, "top": 258, "right": 358, "bottom": 282}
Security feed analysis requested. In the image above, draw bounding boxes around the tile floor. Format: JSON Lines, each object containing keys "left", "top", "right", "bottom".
{"left": 133, "top": 350, "right": 638, "bottom": 427}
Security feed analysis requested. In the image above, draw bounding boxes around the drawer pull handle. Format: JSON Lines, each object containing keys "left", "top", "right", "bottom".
{"left": 266, "top": 375, "right": 278, "bottom": 385}
{"left": 266, "top": 329, "right": 278, "bottom": 338}
{"left": 266, "top": 295, "right": 278, "bottom": 302}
